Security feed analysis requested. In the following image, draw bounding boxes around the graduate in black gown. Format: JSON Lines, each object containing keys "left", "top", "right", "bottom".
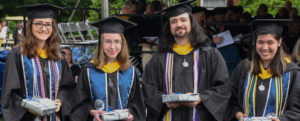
{"left": 61, "top": 47, "right": 81, "bottom": 82}
{"left": 1, "top": 3, "right": 76, "bottom": 121}
{"left": 142, "top": 1, "right": 231, "bottom": 121}
{"left": 70, "top": 16, "right": 145, "bottom": 121}
{"left": 228, "top": 20, "right": 300, "bottom": 121}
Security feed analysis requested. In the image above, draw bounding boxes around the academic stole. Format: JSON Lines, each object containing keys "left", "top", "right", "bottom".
{"left": 163, "top": 50, "right": 199, "bottom": 121}
{"left": 22, "top": 56, "right": 61, "bottom": 121}
{"left": 87, "top": 66, "right": 135, "bottom": 111}
{"left": 243, "top": 72, "right": 291, "bottom": 117}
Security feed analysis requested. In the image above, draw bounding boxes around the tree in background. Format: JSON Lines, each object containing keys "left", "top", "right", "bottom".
{"left": 0, "top": 0, "right": 92, "bottom": 22}
{"left": 89, "top": 0, "right": 199, "bottom": 22}
{"left": 238, "top": 0, "right": 300, "bottom": 16}
{"left": 0, "top": 0, "right": 201, "bottom": 28}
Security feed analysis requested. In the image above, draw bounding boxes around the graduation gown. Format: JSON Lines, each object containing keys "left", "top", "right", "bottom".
{"left": 142, "top": 47, "right": 231, "bottom": 121}
{"left": 71, "top": 64, "right": 146, "bottom": 121}
{"left": 228, "top": 59, "right": 300, "bottom": 121}
{"left": 1, "top": 47, "right": 76, "bottom": 121}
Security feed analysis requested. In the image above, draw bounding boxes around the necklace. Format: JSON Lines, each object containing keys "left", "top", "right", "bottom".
{"left": 258, "top": 81, "right": 265, "bottom": 91}
{"left": 109, "top": 78, "right": 113, "bottom": 87}
{"left": 183, "top": 58, "right": 189, "bottom": 67}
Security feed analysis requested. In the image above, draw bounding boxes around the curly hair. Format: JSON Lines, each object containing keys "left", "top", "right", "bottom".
{"left": 158, "top": 13, "right": 210, "bottom": 52}
{"left": 20, "top": 19, "right": 61, "bottom": 61}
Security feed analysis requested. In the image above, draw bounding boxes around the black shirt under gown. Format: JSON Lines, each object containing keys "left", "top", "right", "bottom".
{"left": 70, "top": 64, "right": 81, "bottom": 79}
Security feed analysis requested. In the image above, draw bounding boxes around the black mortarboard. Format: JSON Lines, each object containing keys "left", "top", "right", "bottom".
{"left": 249, "top": 19, "right": 292, "bottom": 37}
{"left": 159, "top": 0, "right": 194, "bottom": 19}
{"left": 248, "top": 19, "right": 292, "bottom": 60}
{"left": 228, "top": 6, "right": 243, "bottom": 14}
{"left": 90, "top": 16, "right": 137, "bottom": 34}
{"left": 214, "top": 7, "right": 227, "bottom": 15}
{"left": 18, "top": 3, "right": 63, "bottom": 19}
{"left": 206, "top": 10, "right": 216, "bottom": 17}
{"left": 192, "top": 7, "right": 207, "bottom": 14}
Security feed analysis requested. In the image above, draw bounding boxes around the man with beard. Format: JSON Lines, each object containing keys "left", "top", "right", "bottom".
{"left": 142, "top": 0, "right": 231, "bottom": 121}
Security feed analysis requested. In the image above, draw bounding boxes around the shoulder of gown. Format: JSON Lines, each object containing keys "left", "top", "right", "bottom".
{"left": 280, "top": 61, "right": 300, "bottom": 121}
{"left": 1, "top": 47, "right": 28, "bottom": 121}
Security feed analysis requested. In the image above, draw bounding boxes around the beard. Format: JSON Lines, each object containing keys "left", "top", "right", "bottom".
{"left": 173, "top": 26, "right": 189, "bottom": 38}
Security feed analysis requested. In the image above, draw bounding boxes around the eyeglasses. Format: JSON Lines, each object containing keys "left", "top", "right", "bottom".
{"left": 103, "top": 39, "right": 122, "bottom": 45}
{"left": 32, "top": 22, "right": 52, "bottom": 29}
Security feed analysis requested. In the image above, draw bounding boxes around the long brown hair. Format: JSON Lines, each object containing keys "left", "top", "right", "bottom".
{"left": 93, "top": 33, "right": 130, "bottom": 71}
{"left": 21, "top": 18, "right": 61, "bottom": 61}
{"left": 246, "top": 34, "right": 288, "bottom": 76}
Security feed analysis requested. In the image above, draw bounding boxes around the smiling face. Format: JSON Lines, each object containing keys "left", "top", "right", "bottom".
{"left": 256, "top": 34, "right": 281, "bottom": 64}
{"left": 102, "top": 33, "right": 122, "bottom": 63}
{"left": 31, "top": 18, "right": 53, "bottom": 42}
{"left": 169, "top": 13, "right": 191, "bottom": 39}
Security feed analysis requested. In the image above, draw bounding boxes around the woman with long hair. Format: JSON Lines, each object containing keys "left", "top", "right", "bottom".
{"left": 71, "top": 16, "right": 145, "bottom": 121}
{"left": 61, "top": 47, "right": 81, "bottom": 82}
{"left": 228, "top": 20, "right": 300, "bottom": 121}
{"left": 1, "top": 4, "right": 76, "bottom": 121}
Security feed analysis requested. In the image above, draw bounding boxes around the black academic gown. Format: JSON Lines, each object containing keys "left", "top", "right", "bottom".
{"left": 227, "top": 59, "right": 300, "bottom": 121}
{"left": 70, "top": 64, "right": 146, "bottom": 121}
{"left": 142, "top": 47, "right": 231, "bottom": 121}
{"left": 1, "top": 47, "right": 76, "bottom": 121}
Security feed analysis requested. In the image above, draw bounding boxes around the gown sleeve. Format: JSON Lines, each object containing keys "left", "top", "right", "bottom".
{"left": 126, "top": 70, "right": 146, "bottom": 121}
{"left": 70, "top": 66, "right": 95, "bottom": 121}
{"left": 225, "top": 59, "right": 248, "bottom": 121}
{"left": 195, "top": 48, "right": 232, "bottom": 121}
{"left": 1, "top": 48, "right": 27, "bottom": 121}
{"left": 57, "top": 59, "right": 77, "bottom": 120}
{"left": 142, "top": 54, "right": 167, "bottom": 121}
{"left": 279, "top": 67, "right": 300, "bottom": 121}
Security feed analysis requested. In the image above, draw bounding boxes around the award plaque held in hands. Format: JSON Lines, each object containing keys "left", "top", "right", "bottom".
{"left": 21, "top": 98, "right": 57, "bottom": 116}
{"left": 100, "top": 109, "right": 129, "bottom": 121}
{"left": 162, "top": 93, "right": 199, "bottom": 103}
{"left": 243, "top": 117, "right": 272, "bottom": 121}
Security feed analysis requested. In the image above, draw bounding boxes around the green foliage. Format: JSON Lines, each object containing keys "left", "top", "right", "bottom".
{"left": 7, "top": 21, "right": 17, "bottom": 35}
{"left": 0, "top": 0, "right": 92, "bottom": 22}
{"left": 89, "top": 0, "right": 102, "bottom": 22}
{"left": 88, "top": 0, "right": 200, "bottom": 22}
{"left": 89, "top": 0, "right": 124, "bottom": 22}
{"left": 238, "top": 0, "right": 300, "bottom": 16}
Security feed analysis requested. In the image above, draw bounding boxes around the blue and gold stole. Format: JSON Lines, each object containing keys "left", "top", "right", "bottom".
{"left": 163, "top": 46, "right": 200, "bottom": 121}
{"left": 21, "top": 55, "right": 61, "bottom": 121}
{"left": 87, "top": 65, "right": 135, "bottom": 111}
{"left": 243, "top": 63, "right": 291, "bottom": 117}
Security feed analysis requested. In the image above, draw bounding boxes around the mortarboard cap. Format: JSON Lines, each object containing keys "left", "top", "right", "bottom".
{"left": 17, "top": 3, "right": 63, "bottom": 19}
{"left": 206, "top": 10, "right": 216, "bottom": 17}
{"left": 90, "top": 16, "right": 137, "bottom": 34}
{"left": 192, "top": 7, "right": 207, "bottom": 14}
{"left": 228, "top": 6, "right": 243, "bottom": 14}
{"left": 248, "top": 19, "right": 292, "bottom": 37}
{"left": 159, "top": 0, "right": 194, "bottom": 19}
{"left": 214, "top": 7, "right": 227, "bottom": 15}
{"left": 247, "top": 19, "right": 292, "bottom": 60}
